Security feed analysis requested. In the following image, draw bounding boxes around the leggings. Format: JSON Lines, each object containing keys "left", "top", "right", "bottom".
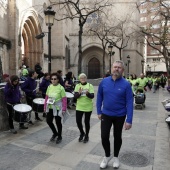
{"left": 101, "top": 114, "right": 126, "bottom": 157}
{"left": 46, "top": 109, "right": 62, "bottom": 137}
{"left": 76, "top": 110, "right": 92, "bottom": 136}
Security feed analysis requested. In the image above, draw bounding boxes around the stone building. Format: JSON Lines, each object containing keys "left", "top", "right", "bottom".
{"left": 0, "top": 0, "right": 143, "bottom": 78}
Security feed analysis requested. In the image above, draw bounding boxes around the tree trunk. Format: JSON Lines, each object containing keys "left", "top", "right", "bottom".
{"left": 0, "top": 57, "right": 9, "bottom": 130}
{"left": 78, "top": 24, "right": 83, "bottom": 75}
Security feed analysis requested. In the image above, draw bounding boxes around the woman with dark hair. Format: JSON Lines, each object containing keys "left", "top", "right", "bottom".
{"left": 4, "top": 75, "right": 28, "bottom": 134}
{"left": 44, "top": 73, "right": 67, "bottom": 144}
{"left": 21, "top": 70, "right": 42, "bottom": 122}
{"left": 39, "top": 73, "right": 51, "bottom": 117}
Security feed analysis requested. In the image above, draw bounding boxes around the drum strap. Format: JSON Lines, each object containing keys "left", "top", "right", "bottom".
{"left": 7, "top": 102, "right": 15, "bottom": 107}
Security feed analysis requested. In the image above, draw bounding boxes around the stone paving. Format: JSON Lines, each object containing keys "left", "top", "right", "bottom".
{"left": 0, "top": 86, "right": 170, "bottom": 170}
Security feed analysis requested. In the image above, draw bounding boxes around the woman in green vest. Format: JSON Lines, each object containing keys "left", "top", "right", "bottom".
{"left": 74, "top": 73, "right": 94, "bottom": 143}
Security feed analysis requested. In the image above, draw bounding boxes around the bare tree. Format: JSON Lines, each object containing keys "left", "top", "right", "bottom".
{"left": 136, "top": 0, "right": 170, "bottom": 76}
{"left": 106, "top": 16, "right": 136, "bottom": 60}
{"left": 50, "top": 0, "right": 111, "bottom": 74}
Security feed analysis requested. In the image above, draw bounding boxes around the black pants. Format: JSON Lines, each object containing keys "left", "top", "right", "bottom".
{"left": 101, "top": 114, "right": 126, "bottom": 157}
{"left": 26, "top": 96, "right": 39, "bottom": 119}
{"left": 6, "top": 103, "right": 23, "bottom": 129}
{"left": 46, "top": 109, "right": 62, "bottom": 137}
{"left": 76, "top": 110, "right": 92, "bottom": 137}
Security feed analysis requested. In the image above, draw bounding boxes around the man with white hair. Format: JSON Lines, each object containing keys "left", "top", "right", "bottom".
{"left": 97, "top": 60, "right": 133, "bottom": 169}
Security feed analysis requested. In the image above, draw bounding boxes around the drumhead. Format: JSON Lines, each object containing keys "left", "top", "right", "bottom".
{"left": 165, "top": 103, "right": 170, "bottom": 108}
{"left": 66, "top": 92, "right": 74, "bottom": 98}
{"left": 14, "top": 104, "right": 32, "bottom": 112}
{"left": 165, "top": 117, "right": 170, "bottom": 122}
{"left": 33, "top": 98, "right": 45, "bottom": 104}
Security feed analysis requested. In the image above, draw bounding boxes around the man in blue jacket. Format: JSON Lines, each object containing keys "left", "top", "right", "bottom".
{"left": 96, "top": 60, "right": 133, "bottom": 169}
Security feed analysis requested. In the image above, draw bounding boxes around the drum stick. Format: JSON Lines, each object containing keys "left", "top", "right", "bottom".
{"left": 33, "top": 87, "right": 39, "bottom": 92}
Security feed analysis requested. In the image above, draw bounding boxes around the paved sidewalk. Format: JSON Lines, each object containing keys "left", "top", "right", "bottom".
{"left": 0, "top": 87, "right": 170, "bottom": 170}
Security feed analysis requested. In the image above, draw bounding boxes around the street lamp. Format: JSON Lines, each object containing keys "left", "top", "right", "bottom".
{"left": 127, "top": 55, "right": 130, "bottom": 76}
{"left": 141, "top": 59, "right": 144, "bottom": 73}
{"left": 108, "top": 43, "right": 113, "bottom": 73}
{"left": 44, "top": 6, "right": 56, "bottom": 73}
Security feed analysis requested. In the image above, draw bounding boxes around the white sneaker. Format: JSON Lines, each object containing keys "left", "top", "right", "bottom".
{"left": 100, "top": 156, "right": 112, "bottom": 169}
{"left": 113, "top": 157, "right": 119, "bottom": 169}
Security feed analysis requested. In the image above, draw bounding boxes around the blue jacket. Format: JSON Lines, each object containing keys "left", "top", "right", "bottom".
{"left": 4, "top": 84, "right": 21, "bottom": 104}
{"left": 39, "top": 78, "right": 50, "bottom": 95}
{"left": 21, "top": 77, "right": 37, "bottom": 98}
{"left": 96, "top": 76, "right": 134, "bottom": 124}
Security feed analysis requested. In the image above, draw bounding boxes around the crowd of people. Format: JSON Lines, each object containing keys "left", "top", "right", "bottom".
{"left": 1, "top": 62, "right": 95, "bottom": 146}
{"left": 1, "top": 60, "right": 169, "bottom": 169}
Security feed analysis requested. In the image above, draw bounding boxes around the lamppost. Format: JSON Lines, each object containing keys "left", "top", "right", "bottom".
{"left": 108, "top": 43, "right": 113, "bottom": 73}
{"left": 127, "top": 55, "right": 130, "bottom": 76}
{"left": 141, "top": 59, "right": 144, "bottom": 73}
{"left": 44, "top": 6, "right": 56, "bottom": 73}
{"left": 147, "top": 64, "right": 151, "bottom": 75}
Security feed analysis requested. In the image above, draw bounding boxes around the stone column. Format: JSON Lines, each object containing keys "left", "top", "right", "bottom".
{"left": 8, "top": 0, "right": 18, "bottom": 75}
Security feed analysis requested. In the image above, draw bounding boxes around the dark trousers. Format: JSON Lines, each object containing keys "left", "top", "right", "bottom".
{"left": 46, "top": 109, "right": 62, "bottom": 137}
{"left": 6, "top": 103, "right": 23, "bottom": 129}
{"left": 101, "top": 114, "right": 126, "bottom": 157}
{"left": 26, "top": 96, "right": 39, "bottom": 119}
{"left": 76, "top": 110, "right": 92, "bottom": 137}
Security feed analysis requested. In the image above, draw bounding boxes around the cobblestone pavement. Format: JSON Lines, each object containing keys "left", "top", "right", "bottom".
{"left": 0, "top": 86, "right": 170, "bottom": 170}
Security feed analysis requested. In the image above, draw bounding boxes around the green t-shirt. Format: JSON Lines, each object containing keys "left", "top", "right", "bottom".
{"left": 129, "top": 79, "right": 137, "bottom": 93}
{"left": 22, "top": 68, "right": 28, "bottom": 76}
{"left": 74, "top": 83, "right": 94, "bottom": 112}
{"left": 136, "top": 78, "right": 148, "bottom": 88}
{"left": 46, "top": 84, "right": 66, "bottom": 109}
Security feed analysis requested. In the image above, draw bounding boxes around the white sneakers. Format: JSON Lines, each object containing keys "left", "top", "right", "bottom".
{"left": 113, "top": 157, "right": 119, "bottom": 169}
{"left": 100, "top": 156, "right": 119, "bottom": 169}
{"left": 100, "top": 156, "right": 112, "bottom": 168}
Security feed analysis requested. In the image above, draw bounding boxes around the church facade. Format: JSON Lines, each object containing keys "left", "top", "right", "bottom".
{"left": 0, "top": 0, "right": 143, "bottom": 78}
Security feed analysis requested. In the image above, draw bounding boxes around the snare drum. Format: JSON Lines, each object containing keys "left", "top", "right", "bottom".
{"left": 66, "top": 92, "right": 74, "bottom": 98}
{"left": 13, "top": 104, "right": 32, "bottom": 123}
{"left": 165, "top": 103, "right": 170, "bottom": 111}
{"left": 32, "top": 98, "right": 45, "bottom": 113}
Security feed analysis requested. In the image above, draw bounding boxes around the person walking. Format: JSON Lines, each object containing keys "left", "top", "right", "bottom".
{"left": 57, "top": 70, "right": 65, "bottom": 87}
{"left": 44, "top": 73, "right": 67, "bottom": 144}
{"left": 39, "top": 73, "right": 51, "bottom": 117}
{"left": 21, "top": 70, "right": 42, "bottom": 122}
{"left": 35, "top": 63, "right": 44, "bottom": 79}
{"left": 74, "top": 73, "right": 94, "bottom": 143}
{"left": 96, "top": 60, "right": 133, "bottom": 169}
{"left": 4, "top": 75, "right": 28, "bottom": 134}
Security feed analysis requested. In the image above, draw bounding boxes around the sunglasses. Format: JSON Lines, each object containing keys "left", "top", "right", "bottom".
{"left": 51, "top": 78, "right": 57, "bottom": 80}
{"left": 14, "top": 80, "right": 19, "bottom": 83}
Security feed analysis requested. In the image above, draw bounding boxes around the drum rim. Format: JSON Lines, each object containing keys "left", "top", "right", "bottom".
{"left": 14, "top": 104, "right": 32, "bottom": 112}
{"left": 33, "top": 98, "right": 45, "bottom": 104}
